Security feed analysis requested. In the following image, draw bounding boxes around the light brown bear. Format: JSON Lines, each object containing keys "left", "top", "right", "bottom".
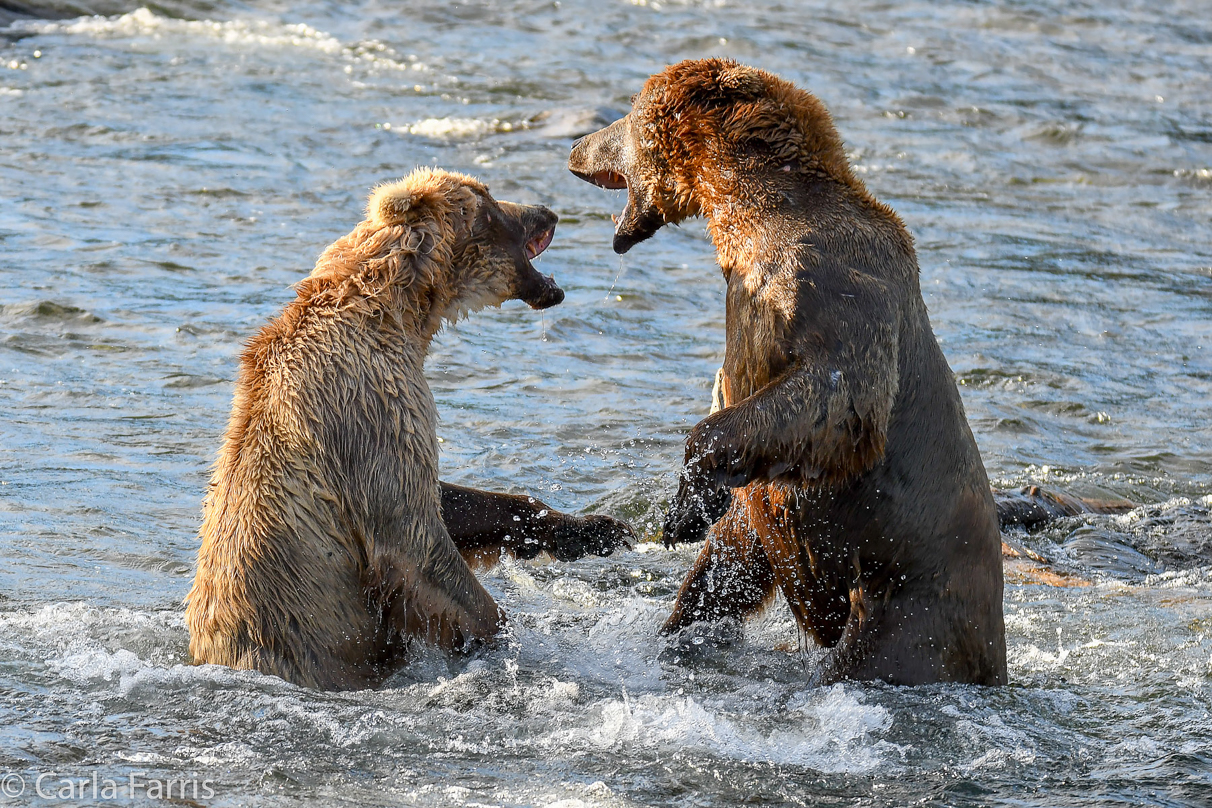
{"left": 186, "top": 168, "right": 632, "bottom": 690}
{"left": 570, "top": 59, "right": 1007, "bottom": 685}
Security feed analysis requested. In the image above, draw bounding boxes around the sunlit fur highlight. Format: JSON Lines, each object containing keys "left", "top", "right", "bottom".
{"left": 629, "top": 60, "right": 909, "bottom": 276}
{"left": 571, "top": 59, "right": 1007, "bottom": 686}
{"left": 186, "top": 169, "right": 546, "bottom": 690}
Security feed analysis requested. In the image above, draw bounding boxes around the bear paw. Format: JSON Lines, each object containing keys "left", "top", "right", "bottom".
{"left": 661, "top": 469, "right": 733, "bottom": 548}
{"left": 546, "top": 514, "right": 635, "bottom": 562}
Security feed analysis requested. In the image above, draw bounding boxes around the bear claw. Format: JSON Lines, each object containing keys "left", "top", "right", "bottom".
{"left": 662, "top": 481, "right": 733, "bottom": 548}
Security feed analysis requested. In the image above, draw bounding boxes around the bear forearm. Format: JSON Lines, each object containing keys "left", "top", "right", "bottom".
{"left": 686, "top": 366, "right": 893, "bottom": 488}
{"left": 440, "top": 482, "right": 550, "bottom": 550}
{"left": 439, "top": 482, "right": 632, "bottom": 561}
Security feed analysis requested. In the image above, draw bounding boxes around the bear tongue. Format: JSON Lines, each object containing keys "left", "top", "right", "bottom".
{"left": 525, "top": 227, "right": 554, "bottom": 260}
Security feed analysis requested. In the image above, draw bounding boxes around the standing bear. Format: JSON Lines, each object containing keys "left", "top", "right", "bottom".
{"left": 570, "top": 59, "right": 1007, "bottom": 685}
{"left": 186, "top": 169, "right": 632, "bottom": 690}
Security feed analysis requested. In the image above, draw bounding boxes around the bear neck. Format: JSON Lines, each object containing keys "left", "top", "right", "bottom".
{"left": 700, "top": 184, "right": 808, "bottom": 279}
{"left": 394, "top": 286, "right": 450, "bottom": 347}
{"left": 301, "top": 220, "right": 459, "bottom": 347}
{"left": 295, "top": 277, "right": 449, "bottom": 352}
{"left": 699, "top": 167, "right": 907, "bottom": 281}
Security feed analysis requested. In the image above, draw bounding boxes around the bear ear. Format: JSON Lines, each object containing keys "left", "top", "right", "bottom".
{"left": 367, "top": 180, "right": 450, "bottom": 229}
{"left": 668, "top": 59, "right": 766, "bottom": 109}
{"left": 717, "top": 65, "right": 765, "bottom": 99}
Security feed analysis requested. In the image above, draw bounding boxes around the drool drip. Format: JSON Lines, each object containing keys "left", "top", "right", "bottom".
{"left": 605, "top": 255, "right": 627, "bottom": 302}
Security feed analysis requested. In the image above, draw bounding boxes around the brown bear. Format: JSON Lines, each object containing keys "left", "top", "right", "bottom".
{"left": 186, "top": 168, "right": 632, "bottom": 690}
{"left": 569, "top": 59, "right": 1007, "bottom": 685}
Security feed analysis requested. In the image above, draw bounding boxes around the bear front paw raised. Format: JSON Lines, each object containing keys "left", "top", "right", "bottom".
{"left": 685, "top": 419, "right": 752, "bottom": 490}
{"left": 661, "top": 465, "right": 733, "bottom": 548}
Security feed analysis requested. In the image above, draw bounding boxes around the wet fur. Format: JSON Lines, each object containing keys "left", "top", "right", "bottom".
{"left": 571, "top": 60, "right": 1008, "bottom": 685}
{"left": 186, "top": 169, "right": 628, "bottom": 690}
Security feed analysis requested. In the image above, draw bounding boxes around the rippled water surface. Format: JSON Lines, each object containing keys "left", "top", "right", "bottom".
{"left": 2, "top": 1, "right": 1211, "bottom": 805}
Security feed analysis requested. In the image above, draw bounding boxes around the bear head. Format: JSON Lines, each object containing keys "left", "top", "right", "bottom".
{"left": 568, "top": 58, "right": 859, "bottom": 254}
{"left": 306, "top": 169, "right": 563, "bottom": 332}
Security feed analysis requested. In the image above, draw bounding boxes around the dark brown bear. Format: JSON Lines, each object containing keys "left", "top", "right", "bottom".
{"left": 570, "top": 59, "right": 1007, "bottom": 685}
{"left": 187, "top": 169, "right": 631, "bottom": 690}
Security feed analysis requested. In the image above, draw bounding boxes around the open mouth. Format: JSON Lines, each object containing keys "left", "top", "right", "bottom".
{"left": 525, "top": 226, "right": 554, "bottom": 260}
{"left": 570, "top": 160, "right": 661, "bottom": 254}
{"left": 570, "top": 169, "right": 632, "bottom": 233}
{"left": 586, "top": 170, "right": 627, "bottom": 190}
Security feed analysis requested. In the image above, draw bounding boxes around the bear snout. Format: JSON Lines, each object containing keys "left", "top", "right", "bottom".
{"left": 567, "top": 116, "right": 629, "bottom": 186}
{"left": 518, "top": 272, "right": 565, "bottom": 310}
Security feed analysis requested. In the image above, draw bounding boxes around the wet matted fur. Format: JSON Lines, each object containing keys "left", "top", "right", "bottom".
{"left": 186, "top": 169, "right": 630, "bottom": 690}
{"left": 570, "top": 60, "right": 1007, "bottom": 685}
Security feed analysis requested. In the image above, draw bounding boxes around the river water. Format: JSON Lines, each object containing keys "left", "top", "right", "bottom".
{"left": 1, "top": 1, "right": 1210, "bottom": 805}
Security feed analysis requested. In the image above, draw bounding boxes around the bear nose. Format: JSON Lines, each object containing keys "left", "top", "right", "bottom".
{"left": 533, "top": 205, "right": 558, "bottom": 231}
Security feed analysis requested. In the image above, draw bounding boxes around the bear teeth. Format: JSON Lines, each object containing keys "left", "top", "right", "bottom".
{"left": 594, "top": 170, "right": 627, "bottom": 189}
{"left": 525, "top": 227, "right": 554, "bottom": 259}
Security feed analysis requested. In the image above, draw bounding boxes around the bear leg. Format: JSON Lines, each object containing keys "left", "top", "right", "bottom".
{"left": 820, "top": 588, "right": 1008, "bottom": 687}
{"left": 993, "top": 485, "right": 1134, "bottom": 530}
{"left": 741, "top": 486, "right": 851, "bottom": 650}
{"left": 375, "top": 537, "right": 506, "bottom": 656}
{"left": 440, "top": 482, "right": 633, "bottom": 566}
{"left": 662, "top": 496, "right": 777, "bottom": 633}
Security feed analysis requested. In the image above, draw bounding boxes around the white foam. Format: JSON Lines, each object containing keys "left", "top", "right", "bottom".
{"left": 1009, "top": 641, "right": 1075, "bottom": 672}
{"left": 585, "top": 597, "right": 664, "bottom": 642}
{"left": 1003, "top": 607, "right": 1038, "bottom": 634}
{"left": 1113, "top": 493, "right": 1212, "bottom": 527}
{"left": 628, "top": 0, "right": 729, "bottom": 8}
{"left": 1148, "top": 567, "right": 1212, "bottom": 588}
{"left": 963, "top": 744, "right": 1038, "bottom": 770}
{"left": 551, "top": 684, "right": 897, "bottom": 772}
{"left": 47, "top": 645, "right": 274, "bottom": 697}
{"left": 568, "top": 598, "right": 666, "bottom": 688}
{"left": 405, "top": 117, "right": 496, "bottom": 139}
{"left": 0, "top": 601, "right": 180, "bottom": 642}
{"left": 0, "top": 602, "right": 280, "bottom": 696}
{"left": 19, "top": 8, "right": 418, "bottom": 73}
{"left": 51, "top": 647, "right": 147, "bottom": 684}
{"left": 1174, "top": 168, "right": 1212, "bottom": 182}
{"left": 178, "top": 742, "right": 262, "bottom": 767}
{"left": 946, "top": 707, "right": 1039, "bottom": 770}
{"left": 497, "top": 555, "right": 542, "bottom": 593}
{"left": 27, "top": 8, "right": 341, "bottom": 50}
{"left": 445, "top": 780, "right": 634, "bottom": 808}
{"left": 549, "top": 577, "right": 603, "bottom": 608}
